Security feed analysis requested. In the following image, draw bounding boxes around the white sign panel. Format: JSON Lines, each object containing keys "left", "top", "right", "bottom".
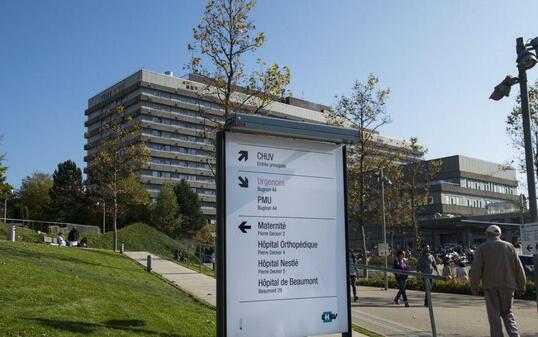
{"left": 378, "top": 243, "right": 390, "bottom": 257}
{"left": 224, "top": 132, "right": 349, "bottom": 337}
{"left": 521, "top": 223, "right": 538, "bottom": 255}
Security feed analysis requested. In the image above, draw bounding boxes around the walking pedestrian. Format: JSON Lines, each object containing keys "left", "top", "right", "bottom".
{"left": 470, "top": 225, "right": 526, "bottom": 337}
{"left": 455, "top": 262, "right": 468, "bottom": 281}
{"left": 417, "top": 244, "right": 439, "bottom": 306}
{"left": 442, "top": 260, "right": 453, "bottom": 279}
{"left": 393, "top": 249, "right": 410, "bottom": 307}
{"left": 348, "top": 249, "right": 359, "bottom": 302}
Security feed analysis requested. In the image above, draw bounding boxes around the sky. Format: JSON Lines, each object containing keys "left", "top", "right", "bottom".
{"left": 1, "top": 0, "right": 538, "bottom": 188}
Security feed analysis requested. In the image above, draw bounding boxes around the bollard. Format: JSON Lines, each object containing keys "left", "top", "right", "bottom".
{"left": 9, "top": 225, "right": 16, "bottom": 242}
{"left": 120, "top": 243, "right": 125, "bottom": 254}
{"left": 147, "top": 255, "right": 152, "bottom": 272}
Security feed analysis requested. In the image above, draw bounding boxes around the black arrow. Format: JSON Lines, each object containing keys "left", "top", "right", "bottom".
{"left": 238, "top": 176, "right": 248, "bottom": 188}
{"left": 238, "top": 221, "right": 251, "bottom": 233}
{"left": 238, "top": 150, "right": 248, "bottom": 162}
{"left": 528, "top": 244, "right": 534, "bottom": 252}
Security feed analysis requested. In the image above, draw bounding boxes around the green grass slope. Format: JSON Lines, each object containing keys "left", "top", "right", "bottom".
{"left": 86, "top": 223, "right": 197, "bottom": 260}
{"left": 0, "top": 241, "right": 215, "bottom": 337}
{"left": 0, "top": 222, "right": 42, "bottom": 243}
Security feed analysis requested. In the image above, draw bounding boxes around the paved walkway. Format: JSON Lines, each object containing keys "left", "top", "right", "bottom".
{"left": 352, "top": 286, "right": 537, "bottom": 337}
{"left": 125, "top": 251, "right": 366, "bottom": 337}
{"left": 125, "top": 252, "right": 537, "bottom": 337}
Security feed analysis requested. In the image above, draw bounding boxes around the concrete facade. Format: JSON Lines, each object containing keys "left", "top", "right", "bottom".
{"left": 85, "top": 69, "right": 420, "bottom": 221}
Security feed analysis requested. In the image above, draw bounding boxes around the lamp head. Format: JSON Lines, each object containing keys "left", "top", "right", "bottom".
{"left": 517, "top": 49, "right": 538, "bottom": 70}
{"left": 489, "top": 75, "right": 519, "bottom": 100}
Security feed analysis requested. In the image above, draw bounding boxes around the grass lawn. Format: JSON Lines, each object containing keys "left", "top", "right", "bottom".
{"left": 85, "top": 223, "right": 197, "bottom": 259}
{"left": 0, "top": 240, "right": 215, "bottom": 337}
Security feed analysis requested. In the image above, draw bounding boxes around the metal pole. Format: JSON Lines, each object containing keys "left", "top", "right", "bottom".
{"left": 102, "top": 201, "right": 106, "bottom": 234}
{"left": 534, "top": 254, "right": 538, "bottom": 314}
{"left": 380, "top": 168, "right": 388, "bottom": 291}
{"left": 199, "top": 246, "right": 203, "bottom": 273}
{"left": 425, "top": 278, "right": 438, "bottom": 337}
{"left": 517, "top": 37, "right": 538, "bottom": 222}
{"left": 147, "top": 255, "right": 152, "bottom": 272}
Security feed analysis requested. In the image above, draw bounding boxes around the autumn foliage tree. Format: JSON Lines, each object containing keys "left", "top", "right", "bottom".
{"left": 189, "top": 0, "right": 291, "bottom": 121}
{"left": 87, "top": 105, "right": 150, "bottom": 251}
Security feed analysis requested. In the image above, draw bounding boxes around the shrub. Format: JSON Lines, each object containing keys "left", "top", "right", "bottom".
{"left": 358, "top": 275, "right": 536, "bottom": 301}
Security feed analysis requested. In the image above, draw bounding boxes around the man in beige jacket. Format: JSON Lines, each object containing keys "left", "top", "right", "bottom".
{"left": 470, "top": 225, "right": 526, "bottom": 337}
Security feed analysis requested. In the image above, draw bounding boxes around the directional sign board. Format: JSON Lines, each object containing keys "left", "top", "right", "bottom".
{"left": 217, "top": 131, "right": 350, "bottom": 337}
{"left": 378, "top": 243, "right": 390, "bottom": 257}
{"left": 521, "top": 223, "right": 538, "bottom": 255}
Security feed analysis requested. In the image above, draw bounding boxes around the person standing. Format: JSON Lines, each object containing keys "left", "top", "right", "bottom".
{"left": 417, "top": 244, "right": 439, "bottom": 306}
{"left": 348, "top": 249, "right": 359, "bottom": 302}
{"left": 455, "top": 262, "right": 468, "bottom": 281}
{"left": 393, "top": 250, "right": 410, "bottom": 307}
{"left": 470, "top": 225, "right": 526, "bottom": 337}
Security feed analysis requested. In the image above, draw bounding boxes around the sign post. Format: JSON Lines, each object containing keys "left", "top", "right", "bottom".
{"left": 216, "top": 114, "right": 359, "bottom": 337}
{"left": 521, "top": 223, "right": 538, "bottom": 255}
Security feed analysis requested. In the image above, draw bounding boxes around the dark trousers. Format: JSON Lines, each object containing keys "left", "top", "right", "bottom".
{"left": 349, "top": 275, "right": 357, "bottom": 297}
{"left": 395, "top": 277, "right": 408, "bottom": 302}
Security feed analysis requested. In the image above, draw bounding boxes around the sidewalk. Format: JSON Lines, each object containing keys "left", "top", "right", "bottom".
{"left": 352, "top": 286, "right": 537, "bottom": 337}
{"left": 125, "top": 251, "right": 367, "bottom": 337}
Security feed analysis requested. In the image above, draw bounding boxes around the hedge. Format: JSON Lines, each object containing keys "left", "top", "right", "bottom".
{"left": 358, "top": 276, "right": 536, "bottom": 301}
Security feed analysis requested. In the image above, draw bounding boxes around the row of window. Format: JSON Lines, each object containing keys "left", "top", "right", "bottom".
{"left": 460, "top": 178, "right": 516, "bottom": 195}
{"left": 150, "top": 156, "right": 211, "bottom": 170}
{"left": 142, "top": 128, "right": 212, "bottom": 145}
{"left": 143, "top": 116, "right": 208, "bottom": 132}
{"left": 142, "top": 103, "right": 224, "bottom": 123}
{"left": 148, "top": 89, "right": 222, "bottom": 111}
{"left": 145, "top": 183, "right": 216, "bottom": 197}
{"left": 141, "top": 170, "right": 215, "bottom": 184}
{"left": 442, "top": 193, "right": 507, "bottom": 208}
{"left": 147, "top": 142, "right": 213, "bottom": 158}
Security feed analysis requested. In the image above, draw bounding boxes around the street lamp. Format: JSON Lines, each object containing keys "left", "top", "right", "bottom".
{"left": 96, "top": 201, "right": 106, "bottom": 234}
{"left": 490, "top": 36, "right": 538, "bottom": 223}
{"left": 4, "top": 189, "right": 13, "bottom": 223}
{"left": 377, "top": 168, "right": 392, "bottom": 291}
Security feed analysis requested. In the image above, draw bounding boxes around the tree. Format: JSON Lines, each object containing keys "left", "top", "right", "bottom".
{"left": 0, "top": 134, "right": 13, "bottom": 204}
{"left": 152, "top": 183, "right": 182, "bottom": 238}
{"left": 506, "top": 78, "right": 538, "bottom": 182}
{"left": 49, "top": 160, "right": 85, "bottom": 223}
{"left": 324, "top": 75, "right": 391, "bottom": 268}
{"left": 398, "top": 138, "right": 441, "bottom": 247}
{"left": 194, "top": 223, "right": 215, "bottom": 247}
{"left": 188, "top": 0, "right": 291, "bottom": 171}
{"left": 17, "top": 172, "right": 53, "bottom": 220}
{"left": 87, "top": 105, "right": 150, "bottom": 251}
{"left": 174, "top": 180, "right": 206, "bottom": 237}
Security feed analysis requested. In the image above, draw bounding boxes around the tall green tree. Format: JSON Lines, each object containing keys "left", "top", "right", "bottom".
{"left": 49, "top": 160, "right": 85, "bottom": 223}
{"left": 174, "top": 180, "right": 206, "bottom": 237}
{"left": 324, "top": 75, "right": 392, "bottom": 267}
{"left": 0, "top": 134, "right": 13, "bottom": 204}
{"left": 152, "top": 183, "right": 182, "bottom": 238}
{"left": 87, "top": 105, "right": 150, "bottom": 251}
{"left": 17, "top": 172, "right": 53, "bottom": 220}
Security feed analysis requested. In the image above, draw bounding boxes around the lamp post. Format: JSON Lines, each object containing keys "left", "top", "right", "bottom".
{"left": 96, "top": 201, "right": 106, "bottom": 234}
{"left": 378, "top": 168, "right": 392, "bottom": 291}
{"left": 490, "top": 36, "right": 538, "bottom": 222}
{"left": 4, "top": 189, "right": 13, "bottom": 223}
